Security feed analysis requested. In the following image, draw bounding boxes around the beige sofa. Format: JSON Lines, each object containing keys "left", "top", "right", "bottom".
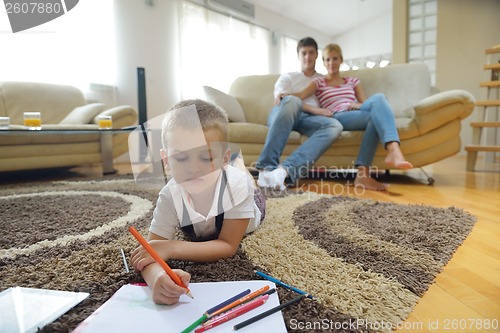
{"left": 0, "top": 81, "right": 138, "bottom": 172}
{"left": 205, "top": 63, "right": 475, "bottom": 179}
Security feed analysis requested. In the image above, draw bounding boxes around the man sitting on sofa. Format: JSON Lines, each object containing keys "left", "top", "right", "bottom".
{"left": 256, "top": 37, "right": 343, "bottom": 190}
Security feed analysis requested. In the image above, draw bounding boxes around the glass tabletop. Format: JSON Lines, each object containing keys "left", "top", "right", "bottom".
{"left": 0, "top": 125, "right": 140, "bottom": 134}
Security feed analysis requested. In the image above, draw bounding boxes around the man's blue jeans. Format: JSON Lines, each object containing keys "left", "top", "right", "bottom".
{"left": 333, "top": 93, "right": 400, "bottom": 167}
{"left": 256, "top": 96, "right": 343, "bottom": 182}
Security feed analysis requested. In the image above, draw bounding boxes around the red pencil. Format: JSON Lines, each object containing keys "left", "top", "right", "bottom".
{"left": 128, "top": 226, "right": 193, "bottom": 298}
{"left": 195, "top": 295, "right": 269, "bottom": 333}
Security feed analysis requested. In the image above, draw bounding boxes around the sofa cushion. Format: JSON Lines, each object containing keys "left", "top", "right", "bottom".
{"left": 342, "top": 63, "right": 431, "bottom": 117}
{"left": 229, "top": 74, "right": 279, "bottom": 125}
{"left": 203, "top": 86, "right": 246, "bottom": 122}
{"left": 0, "top": 81, "right": 86, "bottom": 124}
{"left": 60, "top": 103, "right": 106, "bottom": 124}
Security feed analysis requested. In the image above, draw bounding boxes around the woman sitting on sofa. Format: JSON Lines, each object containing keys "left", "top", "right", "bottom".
{"left": 292, "top": 43, "right": 413, "bottom": 191}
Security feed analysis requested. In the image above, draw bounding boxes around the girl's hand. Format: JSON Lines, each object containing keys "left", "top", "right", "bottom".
{"left": 347, "top": 102, "right": 362, "bottom": 110}
{"left": 131, "top": 240, "right": 171, "bottom": 271}
{"left": 319, "top": 108, "right": 334, "bottom": 117}
{"left": 151, "top": 269, "right": 191, "bottom": 305}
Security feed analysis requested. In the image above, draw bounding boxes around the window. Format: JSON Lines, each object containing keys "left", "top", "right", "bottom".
{"left": 179, "top": 2, "right": 270, "bottom": 99}
{"left": 0, "top": 0, "right": 115, "bottom": 90}
{"left": 341, "top": 53, "right": 393, "bottom": 72}
{"left": 281, "top": 36, "right": 299, "bottom": 73}
{"left": 408, "top": 0, "right": 437, "bottom": 84}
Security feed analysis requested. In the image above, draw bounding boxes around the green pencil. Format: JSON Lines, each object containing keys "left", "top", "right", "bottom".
{"left": 180, "top": 313, "right": 208, "bottom": 333}
{"left": 181, "top": 288, "right": 250, "bottom": 332}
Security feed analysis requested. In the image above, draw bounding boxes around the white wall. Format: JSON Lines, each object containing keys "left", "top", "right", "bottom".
{"left": 252, "top": 5, "right": 331, "bottom": 46}
{"left": 334, "top": 10, "right": 393, "bottom": 61}
{"left": 114, "top": 0, "right": 181, "bottom": 120}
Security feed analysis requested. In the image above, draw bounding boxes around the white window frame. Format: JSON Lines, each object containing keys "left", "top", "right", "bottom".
{"left": 408, "top": 0, "right": 437, "bottom": 84}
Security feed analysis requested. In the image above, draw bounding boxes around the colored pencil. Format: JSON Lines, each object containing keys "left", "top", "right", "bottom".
{"left": 181, "top": 314, "right": 208, "bottom": 333}
{"left": 195, "top": 295, "right": 269, "bottom": 333}
{"left": 205, "top": 289, "right": 251, "bottom": 316}
{"left": 205, "top": 288, "right": 276, "bottom": 324}
{"left": 233, "top": 294, "right": 305, "bottom": 331}
{"left": 255, "top": 270, "right": 314, "bottom": 298}
{"left": 207, "top": 285, "right": 271, "bottom": 318}
{"left": 120, "top": 248, "right": 129, "bottom": 273}
{"left": 181, "top": 289, "right": 251, "bottom": 333}
{"left": 128, "top": 226, "right": 193, "bottom": 298}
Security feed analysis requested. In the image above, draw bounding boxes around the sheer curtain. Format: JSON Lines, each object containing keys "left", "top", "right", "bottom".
{"left": 281, "top": 36, "right": 299, "bottom": 73}
{"left": 0, "top": 0, "right": 115, "bottom": 91}
{"left": 179, "top": 2, "right": 271, "bottom": 99}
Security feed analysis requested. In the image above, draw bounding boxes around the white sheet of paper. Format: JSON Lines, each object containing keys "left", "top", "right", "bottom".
{"left": 75, "top": 281, "right": 287, "bottom": 333}
{"left": 0, "top": 287, "right": 89, "bottom": 333}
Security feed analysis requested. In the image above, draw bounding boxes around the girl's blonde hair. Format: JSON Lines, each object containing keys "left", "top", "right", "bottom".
{"left": 322, "top": 43, "right": 344, "bottom": 62}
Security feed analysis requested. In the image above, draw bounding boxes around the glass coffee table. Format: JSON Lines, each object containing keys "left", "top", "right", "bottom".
{"left": 0, "top": 126, "right": 139, "bottom": 175}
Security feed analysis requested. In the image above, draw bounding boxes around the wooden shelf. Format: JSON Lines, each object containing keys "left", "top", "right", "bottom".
{"left": 470, "top": 122, "right": 500, "bottom": 128}
{"left": 467, "top": 47, "right": 500, "bottom": 171}
{"left": 480, "top": 81, "right": 500, "bottom": 87}
{"left": 483, "top": 63, "right": 500, "bottom": 70}
{"left": 475, "top": 100, "right": 500, "bottom": 107}
{"left": 465, "top": 145, "right": 500, "bottom": 152}
{"left": 485, "top": 46, "right": 500, "bottom": 54}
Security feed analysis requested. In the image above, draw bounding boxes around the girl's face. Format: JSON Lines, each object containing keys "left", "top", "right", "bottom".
{"left": 162, "top": 128, "right": 229, "bottom": 193}
{"left": 323, "top": 50, "right": 342, "bottom": 75}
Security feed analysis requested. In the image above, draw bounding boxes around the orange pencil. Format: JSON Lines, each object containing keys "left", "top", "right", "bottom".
{"left": 196, "top": 295, "right": 269, "bottom": 333}
{"left": 128, "top": 226, "right": 193, "bottom": 299}
{"left": 208, "top": 285, "right": 270, "bottom": 318}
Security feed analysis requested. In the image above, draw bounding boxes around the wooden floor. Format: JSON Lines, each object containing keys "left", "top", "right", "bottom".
{"left": 297, "top": 155, "right": 500, "bottom": 333}
{"left": 2, "top": 154, "right": 498, "bottom": 332}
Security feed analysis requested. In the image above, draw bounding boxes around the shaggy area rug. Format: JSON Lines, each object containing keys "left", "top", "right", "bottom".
{"left": 0, "top": 177, "right": 476, "bottom": 332}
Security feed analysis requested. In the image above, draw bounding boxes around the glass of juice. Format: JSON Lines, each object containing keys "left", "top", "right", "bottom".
{"left": 97, "top": 115, "right": 112, "bottom": 130}
{"left": 23, "top": 112, "right": 42, "bottom": 130}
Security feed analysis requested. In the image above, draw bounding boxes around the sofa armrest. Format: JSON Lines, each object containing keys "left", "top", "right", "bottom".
{"left": 59, "top": 103, "right": 106, "bottom": 125}
{"left": 413, "top": 89, "right": 475, "bottom": 135}
{"left": 93, "top": 105, "right": 138, "bottom": 129}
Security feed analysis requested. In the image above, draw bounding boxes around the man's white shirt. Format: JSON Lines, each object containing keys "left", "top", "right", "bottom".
{"left": 274, "top": 71, "right": 324, "bottom": 108}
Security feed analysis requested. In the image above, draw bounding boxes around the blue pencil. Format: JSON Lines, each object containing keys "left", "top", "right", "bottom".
{"left": 255, "top": 271, "right": 314, "bottom": 299}
{"left": 205, "top": 289, "right": 251, "bottom": 315}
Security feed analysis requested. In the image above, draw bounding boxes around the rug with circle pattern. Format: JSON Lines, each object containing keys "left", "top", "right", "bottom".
{"left": 0, "top": 177, "right": 476, "bottom": 332}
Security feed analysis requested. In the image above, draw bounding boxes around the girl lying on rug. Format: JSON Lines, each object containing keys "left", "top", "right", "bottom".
{"left": 131, "top": 99, "right": 265, "bottom": 305}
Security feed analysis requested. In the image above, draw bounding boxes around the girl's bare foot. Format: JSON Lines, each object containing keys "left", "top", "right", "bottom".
{"left": 385, "top": 142, "right": 413, "bottom": 170}
{"left": 355, "top": 166, "right": 388, "bottom": 191}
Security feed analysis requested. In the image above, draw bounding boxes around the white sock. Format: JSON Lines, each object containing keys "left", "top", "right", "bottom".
{"left": 268, "top": 167, "right": 287, "bottom": 191}
{"left": 257, "top": 170, "right": 272, "bottom": 187}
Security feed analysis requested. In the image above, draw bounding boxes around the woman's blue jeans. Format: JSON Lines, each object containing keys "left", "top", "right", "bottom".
{"left": 333, "top": 93, "right": 400, "bottom": 167}
{"left": 256, "top": 96, "right": 343, "bottom": 182}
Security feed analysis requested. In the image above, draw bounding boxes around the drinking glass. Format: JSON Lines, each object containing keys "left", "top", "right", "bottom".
{"left": 97, "top": 115, "right": 113, "bottom": 130}
{"left": 23, "top": 112, "right": 42, "bottom": 130}
{"left": 0, "top": 117, "right": 10, "bottom": 129}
